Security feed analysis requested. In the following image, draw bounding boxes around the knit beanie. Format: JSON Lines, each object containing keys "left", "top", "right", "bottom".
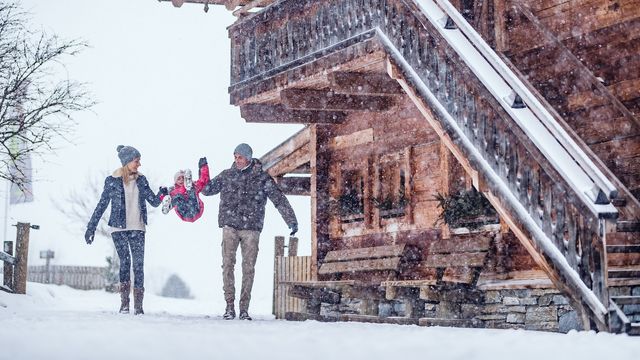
{"left": 174, "top": 170, "right": 185, "bottom": 183}
{"left": 233, "top": 143, "right": 253, "bottom": 160}
{"left": 117, "top": 145, "right": 141, "bottom": 166}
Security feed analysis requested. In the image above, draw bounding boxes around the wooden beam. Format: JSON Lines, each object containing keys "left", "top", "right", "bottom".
{"left": 260, "top": 126, "right": 310, "bottom": 172}
{"left": 318, "top": 257, "right": 401, "bottom": 275}
{"left": 329, "top": 71, "right": 404, "bottom": 95}
{"left": 267, "top": 143, "right": 310, "bottom": 177}
{"left": 276, "top": 176, "right": 310, "bottom": 196}
{"left": 231, "top": 0, "right": 273, "bottom": 16}
{"left": 241, "top": 104, "right": 346, "bottom": 124}
{"left": 329, "top": 128, "right": 374, "bottom": 150}
{"left": 281, "top": 88, "right": 394, "bottom": 111}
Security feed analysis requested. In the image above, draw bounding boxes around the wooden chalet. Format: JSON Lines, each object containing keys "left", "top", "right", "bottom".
{"left": 162, "top": 0, "right": 640, "bottom": 334}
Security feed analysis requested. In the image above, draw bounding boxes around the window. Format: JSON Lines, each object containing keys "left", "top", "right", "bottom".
{"left": 339, "top": 169, "right": 366, "bottom": 223}
{"left": 375, "top": 151, "right": 410, "bottom": 219}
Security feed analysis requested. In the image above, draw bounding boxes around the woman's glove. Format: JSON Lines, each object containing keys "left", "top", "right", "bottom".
{"left": 198, "top": 157, "right": 208, "bottom": 169}
{"left": 85, "top": 229, "right": 95, "bottom": 244}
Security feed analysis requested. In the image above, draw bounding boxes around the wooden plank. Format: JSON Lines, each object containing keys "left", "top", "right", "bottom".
{"left": 329, "top": 128, "right": 374, "bottom": 150}
{"left": 323, "top": 244, "right": 405, "bottom": 262}
{"left": 268, "top": 144, "right": 311, "bottom": 177}
{"left": 0, "top": 251, "right": 16, "bottom": 265}
{"left": 329, "top": 71, "right": 404, "bottom": 95}
{"left": 380, "top": 280, "right": 438, "bottom": 287}
{"left": 318, "top": 257, "right": 401, "bottom": 275}
{"left": 617, "top": 221, "right": 640, "bottom": 232}
{"left": 611, "top": 295, "right": 640, "bottom": 305}
{"left": 282, "top": 280, "right": 356, "bottom": 288}
{"left": 281, "top": 88, "right": 394, "bottom": 111}
{"left": 14, "top": 223, "right": 30, "bottom": 295}
{"left": 232, "top": 0, "right": 272, "bottom": 16}
{"left": 420, "top": 252, "right": 487, "bottom": 268}
{"left": 260, "top": 126, "right": 310, "bottom": 172}
{"left": 477, "top": 278, "right": 555, "bottom": 290}
{"left": 607, "top": 253, "right": 640, "bottom": 266}
{"left": 608, "top": 265, "right": 640, "bottom": 278}
{"left": 442, "top": 266, "right": 475, "bottom": 284}
{"left": 429, "top": 236, "right": 492, "bottom": 254}
{"left": 241, "top": 104, "right": 346, "bottom": 124}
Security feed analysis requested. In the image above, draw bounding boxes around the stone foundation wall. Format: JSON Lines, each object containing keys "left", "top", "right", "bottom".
{"left": 319, "top": 287, "right": 580, "bottom": 332}
{"left": 318, "top": 284, "right": 640, "bottom": 332}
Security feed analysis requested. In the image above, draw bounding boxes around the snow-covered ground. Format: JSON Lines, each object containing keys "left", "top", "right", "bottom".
{"left": 0, "top": 283, "right": 639, "bottom": 360}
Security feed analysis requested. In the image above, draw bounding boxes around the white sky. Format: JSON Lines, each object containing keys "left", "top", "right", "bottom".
{"left": 3, "top": 0, "right": 310, "bottom": 302}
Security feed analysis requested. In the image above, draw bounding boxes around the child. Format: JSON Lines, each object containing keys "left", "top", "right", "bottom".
{"left": 161, "top": 157, "right": 209, "bottom": 222}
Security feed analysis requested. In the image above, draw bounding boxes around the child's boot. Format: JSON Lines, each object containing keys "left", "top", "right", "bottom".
{"left": 184, "top": 169, "right": 193, "bottom": 190}
{"left": 161, "top": 195, "right": 172, "bottom": 214}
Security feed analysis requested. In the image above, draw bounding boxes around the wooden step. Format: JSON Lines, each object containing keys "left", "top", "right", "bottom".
{"left": 617, "top": 221, "right": 640, "bottom": 233}
{"left": 607, "top": 278, "right": 640, "bottom": 287}
{"left": 607, "top": 245, "right": 640, "bottom": 253}
{"left": 630, "top": 323, "right": 640, "bottom": 336}
{"left": 607, "top": 232, "right": 640, "bottom": 245}
{"left": 608, "top": 266, "right": 640, "bottom": 278}
{"left": 611, "top": 196, "right": 627, "bottom": 207}
{"left": 611, "top": 296, "right": 640, "bottom": 305}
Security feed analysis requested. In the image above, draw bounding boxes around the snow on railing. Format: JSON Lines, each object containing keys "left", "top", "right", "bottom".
{"left": 418, "top": 0, "right": 617, "bottom": 218}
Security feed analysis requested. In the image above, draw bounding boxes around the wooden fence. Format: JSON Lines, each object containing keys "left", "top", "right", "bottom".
{"left": 273, "top": 236, "right": 312, "bottom": 319}
{"left": 28, "top": 265, "right": 106, "bottom": 290}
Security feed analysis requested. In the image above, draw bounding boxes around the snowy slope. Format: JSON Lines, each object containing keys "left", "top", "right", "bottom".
{"left": 0, "top": 283, "right": 639, "bottom": 360}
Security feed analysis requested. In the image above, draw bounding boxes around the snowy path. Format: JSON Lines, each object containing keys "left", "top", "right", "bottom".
{"left": 1, "top": 284, "right": 639, "bottom": 360}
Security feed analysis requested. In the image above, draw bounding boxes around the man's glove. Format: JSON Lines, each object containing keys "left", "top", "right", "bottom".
{"left": 159, "top": 186, "right": 169, "bottom": 196}
{"left": 289, "top": 223, "right": 298, "bottom": 236}
{"left": 85, "top": 229, "right": 95, "bottom": 245}
{"left": 198, "top": 157, "right": 208, "bottom": 168}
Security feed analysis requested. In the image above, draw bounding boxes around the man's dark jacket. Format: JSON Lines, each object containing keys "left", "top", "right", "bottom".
{"left": 202, "top": 159, "right": 297, "bottom": 232}
{"left": 87, "top": 170, "right": 162, "bottom": 233}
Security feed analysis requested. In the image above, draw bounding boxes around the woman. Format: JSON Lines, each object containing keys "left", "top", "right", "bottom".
{"left": 85, "top": 145, "right": 167, "bottom": 315}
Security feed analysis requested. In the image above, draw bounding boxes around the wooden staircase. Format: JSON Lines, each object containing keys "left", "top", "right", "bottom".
{"left": 610, "top": 295, "right": 640, "bottom": 335}
{"left": 222, "top": 0, "right": 639, "bottom": 333}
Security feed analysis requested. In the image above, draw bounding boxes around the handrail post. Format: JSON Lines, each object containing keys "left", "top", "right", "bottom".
{"left": 288, "top": 237, "right": 298, "bottom": 257}
{"left": 273, "top": 236, "right": 285, "bottom": 316}
{"left": 14, "top": 222, "right": 31, "bottom": 294}
{"left": 3, "top": 241, "right": 14, "bottom": 290}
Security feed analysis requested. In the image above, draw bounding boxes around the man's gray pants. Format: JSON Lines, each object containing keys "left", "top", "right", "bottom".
{"left": 222, "top": 226, "right": 260, "bottom": 312}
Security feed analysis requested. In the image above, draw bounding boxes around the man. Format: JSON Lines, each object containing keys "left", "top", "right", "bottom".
{"left": 202, "top": 143, "right": 298, "bottom": 320}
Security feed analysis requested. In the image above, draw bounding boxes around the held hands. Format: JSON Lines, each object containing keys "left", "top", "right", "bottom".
{"left": 198, "top": 157, "right": 208, "bottom": 168}
{"left": 85, "top": 229, "right": 95, "bottom": 245}
{"left": 289, "top": 223, "right": 298, "bottom": 236}
{"left": 159, "top": 186, "right": 169, "bottom": 196}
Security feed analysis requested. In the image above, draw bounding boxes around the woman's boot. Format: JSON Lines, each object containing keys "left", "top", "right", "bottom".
{"left": 119, "top": 282, "right": 130, "bottom": 314}
{"left": 133, "top": 287, "right": 144, "bottom": 315}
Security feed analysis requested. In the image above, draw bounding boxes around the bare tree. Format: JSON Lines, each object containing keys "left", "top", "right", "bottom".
{"left": 0, "top": 2, "right": 94, "bottom": 189}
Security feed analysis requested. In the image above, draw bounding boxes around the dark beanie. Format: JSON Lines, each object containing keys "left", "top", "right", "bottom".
{"left": 233, "top": 143, "right": 253, "bottom": 160}
{"left": 117, "top": 145, "right": 141, "bottom": 166}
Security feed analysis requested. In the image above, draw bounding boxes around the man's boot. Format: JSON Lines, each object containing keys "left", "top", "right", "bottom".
{"left": 119, "top": 282, "right": 130, "bottom": 314}
{"left": 239, "top": 310, "right": 252, "bottom": 321}
{"left": 133, "top": 287, "right": 144, "bottom": 315}
{"left": 223, "top": 302, "right": 235, "bottom": 320}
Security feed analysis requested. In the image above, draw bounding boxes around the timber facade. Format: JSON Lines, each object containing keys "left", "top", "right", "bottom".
{"left": 163, "top": 0, "right": 640, "bottom": 334}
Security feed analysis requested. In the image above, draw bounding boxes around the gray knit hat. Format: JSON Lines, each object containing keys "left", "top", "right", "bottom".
{"left": 233, "top": 143, "right": 253, "bottom": 160}
{"left": 117, "top": 145, "right": 141, "bottom": 166}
